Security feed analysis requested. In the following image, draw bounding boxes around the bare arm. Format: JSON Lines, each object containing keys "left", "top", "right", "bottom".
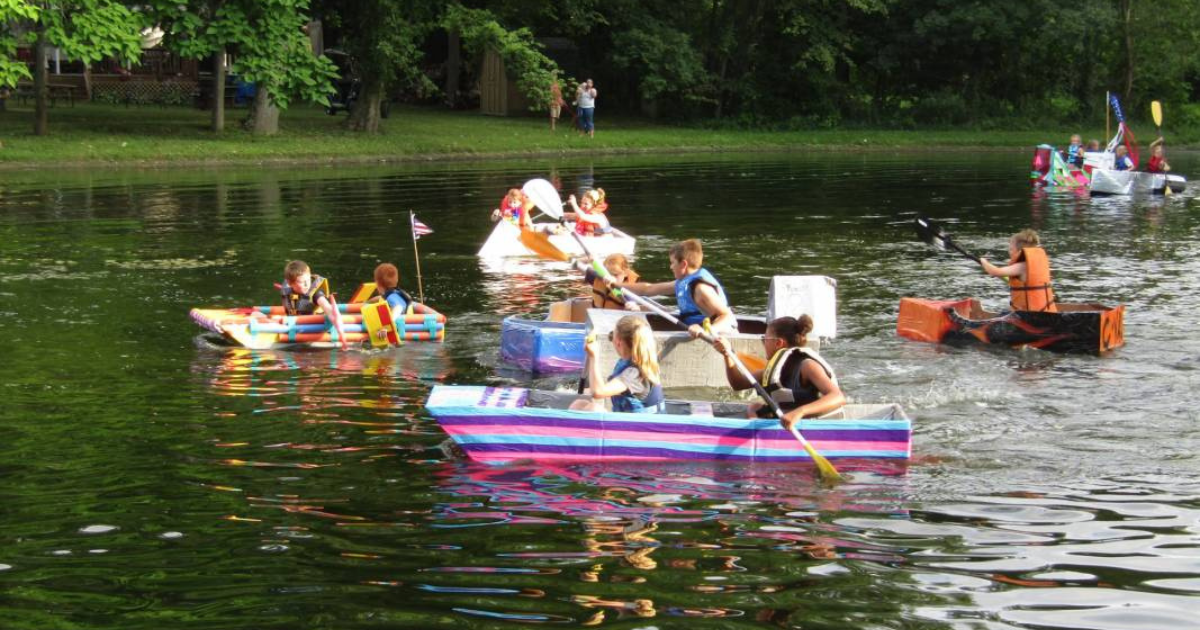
{"left": 779, "top": 360, "right": 845, "bottom": 429}
{"left": 980, "top": 259, "right": 1024, "bottom": 282}
{"left": 692, "top": 283, "right": 734, "bottom": 334}
{"left": 617, "top": 279, "right": 675, "bottom": 297}
{"left": 317, "top": 295, "right": 348, "bottom": 348}
{"left": 583, "top": 338, "right": 630, "bottom": 398}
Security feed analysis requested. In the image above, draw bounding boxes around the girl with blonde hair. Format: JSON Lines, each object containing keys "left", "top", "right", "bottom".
{"left": 571, "top": 315, "right": 664, "bottom": 413}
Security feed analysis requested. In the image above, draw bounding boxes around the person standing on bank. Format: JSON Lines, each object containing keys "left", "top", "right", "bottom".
{"left": 549, "top": 79, "right": 565, "bottom": 131}
{"left": 576, "top": 79, "right": 597, "bottom": 138}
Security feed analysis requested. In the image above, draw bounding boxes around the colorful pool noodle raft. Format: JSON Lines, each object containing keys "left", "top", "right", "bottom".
{"left": 190, "top": 283, "right": 446, "bottom": 349}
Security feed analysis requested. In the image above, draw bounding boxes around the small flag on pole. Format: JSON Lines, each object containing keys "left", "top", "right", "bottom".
{"left": 411, "top": 214, "right": 434, "bottom": 239}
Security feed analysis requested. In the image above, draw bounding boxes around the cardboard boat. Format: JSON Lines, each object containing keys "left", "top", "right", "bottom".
{"left": 1089, "top": 168, "right": 1187, "bottom": 195}
{"left": 897, "top": 297, "right": 1124, "bottom": 354}
{"left": 191, "top": 283, "right": 446, "bottom": 350}
{"left": 477, "top": 219, "right": 635, "bottom": 259}
{"left": 426, "top": 385, "right": 912, "bottom": 464}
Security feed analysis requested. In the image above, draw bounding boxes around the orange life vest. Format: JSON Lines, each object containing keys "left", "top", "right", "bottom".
{"left": 1008, "top": 247, "right": 1057, "bottom": 312}
{"left": 592, "top": 269, "right": 639, "bottom": 309}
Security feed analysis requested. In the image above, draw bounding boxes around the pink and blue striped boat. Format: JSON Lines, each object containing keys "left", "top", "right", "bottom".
{"left": 426, "top": 386, "right": 912, "bottom": 464}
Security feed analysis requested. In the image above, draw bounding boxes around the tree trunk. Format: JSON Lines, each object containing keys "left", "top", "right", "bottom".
{"left": 444, "top": 29, "right": 461, "bottom": 108}
{"left": 246, "top": 87, "right": 279, "bottom": 135}
{"left": 33, "top": 30, "right": 48, "bottom": 136}
{"left": 212, "top": 46, "right": 226, "bottom": 132}
{"left": 347, "top": 76, "right": 383, "bottom": 132}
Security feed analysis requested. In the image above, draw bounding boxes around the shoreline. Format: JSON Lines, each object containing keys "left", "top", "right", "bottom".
{"left": 1, "top": 102, "right": 1189, "bottom": 171}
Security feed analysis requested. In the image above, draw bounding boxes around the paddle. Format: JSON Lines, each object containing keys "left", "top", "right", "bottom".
{"left": 573, "top": 234, "right": 842, "bottom": 483}
{"left": 914, "top": 217, "right": 980, "bottom": 264}
{"left": 516, "top": 178, "right": 571, "bottom": 260}
{"left": 1151, "top": 101, "right": 1172, "bottom": 197}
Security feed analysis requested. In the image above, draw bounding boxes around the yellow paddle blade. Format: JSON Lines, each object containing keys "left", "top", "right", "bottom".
{"left": 736, "top": 352, "right": 766, "bottom": 372}
{"left": 788, "top": 426, "right": 844, "bottom": 484}
{"left": 519, "top": 228, "right": 570, "bottom": 262}
{"left": 1151, "top": 100, "right": 1163, "bottom": 127}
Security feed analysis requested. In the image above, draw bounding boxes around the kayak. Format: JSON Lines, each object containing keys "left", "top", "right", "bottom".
{"left": 191, "top": 290, "right": 446, "bottom": 350}
{"left": 426, "top": 385, "right": 912, "bottom": 464}
{"left": 477, "top": 219, "right": 635, "bottom": 259}
{"left": 896, "top": 297, "right": 1124, "bottom": 354}
{"left": 1089, "top": 168, "right": 1187, "bottom": 195}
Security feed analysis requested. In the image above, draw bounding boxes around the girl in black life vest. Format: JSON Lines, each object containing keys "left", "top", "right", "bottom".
{"left": 714, "top": 315, "right": 844, "bottom": 429}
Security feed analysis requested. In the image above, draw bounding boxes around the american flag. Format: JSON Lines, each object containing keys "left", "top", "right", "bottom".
{"left": 411, "top": 213, "right": 433, "bottom": 239}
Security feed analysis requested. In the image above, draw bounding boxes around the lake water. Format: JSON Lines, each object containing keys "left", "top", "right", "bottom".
{"left": 2, "top": 152, "right": 1199, "bottom": 629}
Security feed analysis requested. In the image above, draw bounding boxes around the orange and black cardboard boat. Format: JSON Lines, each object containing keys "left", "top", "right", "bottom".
{"left": 897, "top": 298, "right": 1124, "bottom": 355}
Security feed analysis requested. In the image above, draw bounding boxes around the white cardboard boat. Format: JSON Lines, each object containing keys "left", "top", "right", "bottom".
{"left": 477, "top": 219, "right": 636, "bottom": 259}
{"left": 1089, "top": 168, "right": 1187, "bottom": 196}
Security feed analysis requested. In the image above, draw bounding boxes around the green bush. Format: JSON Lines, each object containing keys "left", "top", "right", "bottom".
{"left": 911, "top": 91, "right": 971, "bottom": 126}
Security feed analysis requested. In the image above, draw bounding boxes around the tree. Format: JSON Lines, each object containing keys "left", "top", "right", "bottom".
{"left": 155, "top": 0, "right": 336, "bottom": 135}
{"left": 1, "top": 0, "right": 144, "bottom": 135}
{"left": 314, "top": 0, "right": 438, "bottom": 133}
{"left": 444, "top": 4, "right": 560, "bottom": 115}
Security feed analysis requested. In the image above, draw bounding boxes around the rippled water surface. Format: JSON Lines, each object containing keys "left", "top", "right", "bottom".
{"left": 2, "top": 152, "right": 1199, "bottom": 629}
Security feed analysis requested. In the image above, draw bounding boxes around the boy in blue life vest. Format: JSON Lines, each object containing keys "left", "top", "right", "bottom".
{"left": 366, "top": 262, "right": 417, "bottom": 343}
{"left": 281, "top": 260, "right": 347, "bottom": 347}
{"left": 613, "top": 238, "right": 736, "bottom": 337}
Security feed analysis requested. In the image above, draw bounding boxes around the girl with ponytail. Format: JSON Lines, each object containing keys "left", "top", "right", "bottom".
{"left": 716, "top": 314, "right": 844, "bottom": 426}
{"left": 571, "top": 316, "right": 665, "bottom": 413}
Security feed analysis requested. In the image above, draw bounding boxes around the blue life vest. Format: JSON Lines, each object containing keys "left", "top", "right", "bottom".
{"left": 608, "top": 358, "right": 664, "bottom": 414}
{"left": 1114, "top": 155, "right": 1133, "bottom": 171}
{"left": 280, "top": 274, "right": 328, "bottom": 316}
{"left": 674, "top": 267, "right": 727, "bottom": 326}
{"left": 382, "top": 287, "right": 413, "bottom": 314}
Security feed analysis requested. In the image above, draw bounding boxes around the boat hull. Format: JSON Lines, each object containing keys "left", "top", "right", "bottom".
{"left": 426, "top": 386, "right": 912, "bottom": 464}
{"left": 191, "top": 301, "right": 446, "bottom": 350}
{"left": 1090, "top": 168, "right": 1187, "bottom": 195}
{"left": 897, "top": 297, "right": 1124, "bottom": 354}
{"left": 477, "top": 220, "right": 635, "bottom": 259}
{"left": 499, "top": 315, "right": 587, "bottom": 374}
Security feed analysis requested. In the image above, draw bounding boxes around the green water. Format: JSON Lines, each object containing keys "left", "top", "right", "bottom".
{"left": 2, "top": 153, "right": 1199, "bottom": 629}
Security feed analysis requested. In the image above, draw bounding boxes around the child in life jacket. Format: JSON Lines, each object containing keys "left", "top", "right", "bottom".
{"left": 1062, "top": 134, "right": 1084, "bottom": 168}
{"left": 567, "top": 188, "right": 611, "bottom": 236}
{"left": 280, "top": 260, "right": 347, "bottom": 347}
{"left": 571, "top": 315, "right": 664, "bottom": 414}
{"left": 1147, "top": 137, "right": 1171, "bottom": 173}
{"left": 367, "top": 262, "right": 417, "bottom": 343}
{"left": 980, "top": 229, "right": 1057, "bottom": 313}
{"left": 714, "top": 315, "right": 844, "bottom": 428}
{"left": 1113, "top": 145, "right": 1134, "bottom": 171}
{"left": 582, "top": 253, "right": 640, "bottom": 310}
{"left": 491, "top": 188, "right": 526, "bottom": 224}
{"left": 614, "top": 238, "right": 736, "bottom": 338}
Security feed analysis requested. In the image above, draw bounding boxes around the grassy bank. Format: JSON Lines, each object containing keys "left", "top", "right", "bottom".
{"left": 0, "top": 102, "right": 1186, "bottom": 168}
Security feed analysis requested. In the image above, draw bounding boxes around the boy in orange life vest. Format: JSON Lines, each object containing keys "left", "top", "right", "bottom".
{"left": 280, "top": 260, "right": 348, "bottom": 347}
{"left": 979, "top": 229, "right": 1057, "bottom": 313}
{"left": 583, "top": 253, "right": 640, "bottom": 310}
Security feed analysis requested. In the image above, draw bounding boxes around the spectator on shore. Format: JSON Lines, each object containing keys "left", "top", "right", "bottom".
{"left": 576, "top": 79, "right": 597, "bottom": 138}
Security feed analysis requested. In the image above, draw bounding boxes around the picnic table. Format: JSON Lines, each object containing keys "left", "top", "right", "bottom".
{"left": 14, "top": 82, "right": 78, "bottom": 107}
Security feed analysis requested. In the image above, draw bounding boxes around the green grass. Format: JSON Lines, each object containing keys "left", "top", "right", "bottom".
{"left": 0, "top": 101, "right": 1180, "bottom": 167}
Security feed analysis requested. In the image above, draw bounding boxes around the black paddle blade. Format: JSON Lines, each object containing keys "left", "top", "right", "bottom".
{"left": 914, "top": 216, "right": 981, "bottom": 264}
{"left": 914, "top": 216, "right": 946, "bottom": 248}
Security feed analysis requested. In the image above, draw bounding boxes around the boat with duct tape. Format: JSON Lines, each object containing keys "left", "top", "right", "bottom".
{"left": 499, "top": 276, "right": 838, "bottom": 385}
{"left": 426, "top": 385, "right": 911, "bottom": 464}
{"left": 191, "top": 283, "right": 446, "bottom": 350}
{"left": 896, "top": 297, "right": 1124, "bottom": 354}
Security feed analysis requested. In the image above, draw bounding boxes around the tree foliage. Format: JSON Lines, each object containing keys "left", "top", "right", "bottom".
{"left": 443, "top": 3, "right": 559, "bottom": 109}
